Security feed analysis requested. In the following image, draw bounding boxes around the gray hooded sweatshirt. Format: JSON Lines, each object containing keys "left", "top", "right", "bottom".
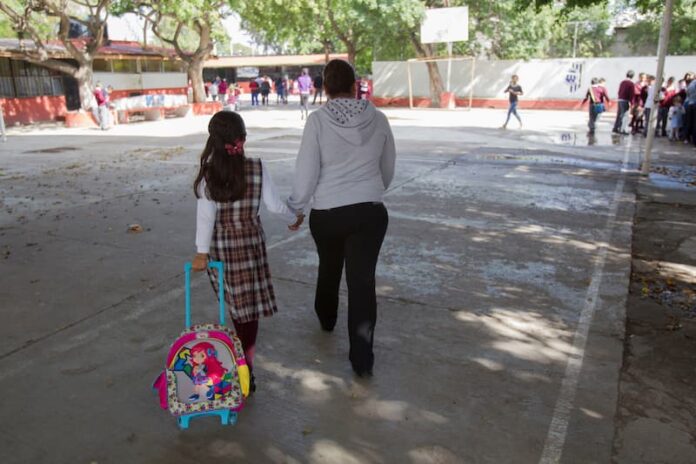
{"left": 288, "top": 98, "right": 396, "bottom": 211}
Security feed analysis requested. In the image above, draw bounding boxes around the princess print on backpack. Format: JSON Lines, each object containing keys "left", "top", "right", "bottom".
{"left": 188, "top": 342, "right": 231, "bottom": 401}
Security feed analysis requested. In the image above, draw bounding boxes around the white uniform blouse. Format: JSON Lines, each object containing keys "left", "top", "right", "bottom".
{"left": 196, "top": 160, "right": 296, "bottom": 253}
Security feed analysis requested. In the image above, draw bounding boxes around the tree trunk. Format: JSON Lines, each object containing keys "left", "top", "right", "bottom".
{"left": 74, "top": 65, "right": 95, "bottom": 111}
{"left": 323, "top": 41, "right": 331, "bottom": 64}
{"left": 187, "top": 59, "right": 206, "bottom": 103}
{"left": 346, "top": 43, "right": 356, "bottom": 66}
{"left": 425, "top": 61, "right": 445, "bottom": 108}
{"left": 411, "top": 38, "right": 445, "bottom": 108}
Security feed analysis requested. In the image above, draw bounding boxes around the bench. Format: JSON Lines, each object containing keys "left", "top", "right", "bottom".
{"left": 117, "top": 105, "right": 191, "bottom": 124}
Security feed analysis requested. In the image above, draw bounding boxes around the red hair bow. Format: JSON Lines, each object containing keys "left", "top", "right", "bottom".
{"left": 224, "top": 138, "right": 245, "bottom": 155}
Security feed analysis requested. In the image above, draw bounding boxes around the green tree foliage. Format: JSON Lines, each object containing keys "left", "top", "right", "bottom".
{"left": 236, "top": 0, "right": 423, "bottom": 74}
{"left": 0, "top": 0, "right": 111, "bottom": 110}
{"left": 621, "top": 1, "right": 696, "bottom": 55}
{"left": 114, "top": 0, "right": 232, "bottom": 102}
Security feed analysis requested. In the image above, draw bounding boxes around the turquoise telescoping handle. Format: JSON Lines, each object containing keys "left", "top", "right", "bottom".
{"left": 184, "top": 261, "right": 225, "bottom": 328}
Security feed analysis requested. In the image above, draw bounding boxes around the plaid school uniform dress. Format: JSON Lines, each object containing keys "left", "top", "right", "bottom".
{"left": 207, "top": 158, "right": 278, "bottom": 323}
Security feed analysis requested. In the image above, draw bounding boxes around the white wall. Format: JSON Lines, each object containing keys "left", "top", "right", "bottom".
{"left": 93, "top": 72, "right": 141, "bottom": 90}
{"left": 374, "top": 56, "right": 696, "bottom": 100}
{"left": 92, "top": 72, "right": 187, "bottom": 91}
{"left": 141, "top": 72, "right": 187, "bottom": 89}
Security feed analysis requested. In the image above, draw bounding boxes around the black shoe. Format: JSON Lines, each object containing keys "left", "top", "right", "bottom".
{"left": 353, "top": 367, "right": 373, "bottom": 378}
{"left": 320, "top": 321, "right": 335, "bottom": 332}
{"left": 250, "top": 374, "right": 256, "bottom": 394}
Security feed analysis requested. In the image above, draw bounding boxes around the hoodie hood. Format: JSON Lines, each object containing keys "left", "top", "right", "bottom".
{"left": 320, "top": 98, "right": 377, "bottom": 145}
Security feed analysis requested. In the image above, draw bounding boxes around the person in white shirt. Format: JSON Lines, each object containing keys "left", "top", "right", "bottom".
{"left": 643, "top": 75, "right": 657, "bottom": 137}
{"left": 192, "top": 111, "right": 303, "bottom": 392}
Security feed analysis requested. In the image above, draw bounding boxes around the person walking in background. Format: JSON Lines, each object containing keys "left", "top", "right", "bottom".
{"left": 93, "top": 82, "right": 109, "bottom": 131}
{"left": 630, "top": 72, "right": 647, "bottom": 135}
{"left": 613, "top": 70, "right": 635, "bottom": 135}
{"left": 582, "top": 77, "right": 610, "bottom": 135}
{"left": 312, "top": 72, "right": 324, "bottom": 104}
{"left": 260, "top": 76, "right": 271, "bottom": 106}
{"left": 501, "top": 74, "right": 523, "bottom": 129}
{"left": 642, "top": 75, "right": 657, "bottom": 137}
{"left": 209, "top": 78, "right": 219, "bottom": 102}
{"left": 249, "top": 78, "right": 259, "bottom": 106}
{"left": 103, "top": 84, "right": 114, "bottom": 128}
{"left": 219, "top": 78, "right": 228, "bottom": 102}
{"left": 669, "top": 96, "right": 686, "bottom": 141}
{"left": 192, "top": 111, "right": 304, "bottom": 393}
{"left": 0, "top": 100, "right": 7, "bottom": 142}
{"left": 657, "top": 76, "right": 676, "bottom": 137}
{"left": 684, "top": 73, "right": 696, "bottom": 144}
{"left": 357, "top": 76, "right": 371, "bottom": 100}
{"left": 288, "top": 59, "right": 396, "bottom": 377}
{"left": 275, "top": 76, "right": 286, "bottom": 104}
{"left": 297, "top": 68, "right": 312, "bottom": 120}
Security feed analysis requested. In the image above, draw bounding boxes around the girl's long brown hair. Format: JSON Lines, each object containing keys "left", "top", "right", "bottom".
{"left": 193, "top": 111, "right": 247, "bottom": 202}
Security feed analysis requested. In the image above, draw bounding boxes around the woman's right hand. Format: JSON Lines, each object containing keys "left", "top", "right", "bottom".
{"left": 192, "top": 253, "right": 208, "bottom": 271}
{"left": 288, "top": 213, "right": 305, "bottom": 231}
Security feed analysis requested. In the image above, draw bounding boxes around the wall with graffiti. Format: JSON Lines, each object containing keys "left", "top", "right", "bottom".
{"left": 373, "top": 55, "right": 696, "bottom": 109}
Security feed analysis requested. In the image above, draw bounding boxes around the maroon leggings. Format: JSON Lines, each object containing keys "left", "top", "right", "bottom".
{"left": 232, "top": 319, "right": 258, "bottom": 372}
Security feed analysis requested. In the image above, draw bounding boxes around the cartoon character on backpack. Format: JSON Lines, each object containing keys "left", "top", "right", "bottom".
{"left": 188, "top": 342, "right": 230, "bottom": 401}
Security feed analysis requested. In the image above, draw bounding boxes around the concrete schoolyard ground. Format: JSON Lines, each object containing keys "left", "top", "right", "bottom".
{"left": 0, "top": 105, "right": 694, "bottom": 463}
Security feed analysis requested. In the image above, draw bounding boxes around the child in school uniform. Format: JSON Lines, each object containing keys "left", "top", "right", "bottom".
{"left": 192, "top": 111, "right": 304, "bottom": 392}
{"left": 669, "top": 96, "right": 685, "bottom": 141}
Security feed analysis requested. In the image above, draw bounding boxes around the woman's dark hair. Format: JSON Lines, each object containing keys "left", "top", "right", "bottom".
{"left": 193, "top": 111, "right": 247, "bottom": 202}
{"left": 323, "top": 59, "right": 356, "bottom": 96}
{"left": 590, "top": 77, "right": 598, "bottom": 85}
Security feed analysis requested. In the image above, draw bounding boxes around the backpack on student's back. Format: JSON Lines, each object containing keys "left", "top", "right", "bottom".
{"left": 152, "top": 261, "right": 250, "bottom": 429}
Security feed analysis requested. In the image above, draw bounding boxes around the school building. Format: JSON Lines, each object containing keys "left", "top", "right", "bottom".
{"left": 0, "top": 36, "right": 345, "bottom": 126}
{"left": 203, "top": 53, "right": 348, "bottom": 93}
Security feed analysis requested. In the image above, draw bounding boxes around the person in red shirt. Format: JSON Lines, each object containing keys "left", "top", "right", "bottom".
{"left": 613, "top": 70, "right": 635, "bottom": 135}
{"left": 582, "top": 77, "right": 610, "bottom": 135}
{"left": 630, "top": 72, "right": 648, "bottom": 135}
{"left": 93, "top": 82, "right": 109, "bottom": 130}
{"left": 249, "top": 79, "right": 259, "bottom": 106}
{"left": 657, "top": 76, "right": 676, "bottom": 137}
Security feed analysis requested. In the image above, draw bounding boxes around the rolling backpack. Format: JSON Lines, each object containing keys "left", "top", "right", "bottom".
{"left": 152, "top": 261, "right": 251, "bottom": 429}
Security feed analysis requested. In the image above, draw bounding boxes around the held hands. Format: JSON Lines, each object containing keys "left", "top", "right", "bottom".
{"left": 192, "top": 253, "right": 208, "bottom": 272}
{"left": 288, "top": 213, "right": 305, "bottom": 231}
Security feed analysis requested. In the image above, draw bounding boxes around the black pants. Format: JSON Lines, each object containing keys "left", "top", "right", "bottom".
{"left": 309, "top": 202, "right": 388, "bottom": 372}
{"left": 685, "top": 103, "right": 696, "bottom": 144}
{"left": 656, "top": 107, "right": 669, "bottom": 136}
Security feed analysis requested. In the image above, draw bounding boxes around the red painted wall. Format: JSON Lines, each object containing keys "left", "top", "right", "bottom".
{"left": 372, "top": 96, "right": 615, "bottom": 112}
{"left": 1, "top": 96, "right": 67, "bottom": 125}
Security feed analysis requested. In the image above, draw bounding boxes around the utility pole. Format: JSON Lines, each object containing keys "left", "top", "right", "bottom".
{"left": 642, "top": 0, "right": 674, "bottom": 176}
{"left": 572, "top": 22, "right": 579, "bottom": 58}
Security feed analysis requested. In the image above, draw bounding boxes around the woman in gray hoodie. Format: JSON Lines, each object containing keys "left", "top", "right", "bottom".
{"left": 288, "top": 59, "right": 396, "bottom": 377}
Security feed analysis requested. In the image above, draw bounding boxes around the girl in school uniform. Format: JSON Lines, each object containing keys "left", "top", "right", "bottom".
{"left": 192, "top": 111, "right": 304, "bottom": 392}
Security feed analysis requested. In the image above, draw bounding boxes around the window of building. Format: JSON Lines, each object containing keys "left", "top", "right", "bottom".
{"left": 162, "top": 60, "right": 185, "bottom": 73}
{"left": 141, "top": 60, "right": 162, "bottom": 72}
{"left": 111, "top": 59, "right": 138, "bottom": 73}
{"left": 93, "top": 59, "right": 111, "bottom": 72}
{"left": 10, "top": 59, "right": 63, "bottom": 98}
{"left": 0, "top": 58, "right": 15, "bottom": 98}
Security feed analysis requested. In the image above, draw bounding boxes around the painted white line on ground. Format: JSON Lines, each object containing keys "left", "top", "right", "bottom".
{"left": 261, "top": 156, "right": 297, "bottom": 163}
{"left": 538, "top": 138, "right": 633, "bottom": 464}
{"left": 155, "top": 156, "right": 296, "bottom": 166}
{"left": 247, "top": 147, "right": 299, "bottom": 155}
